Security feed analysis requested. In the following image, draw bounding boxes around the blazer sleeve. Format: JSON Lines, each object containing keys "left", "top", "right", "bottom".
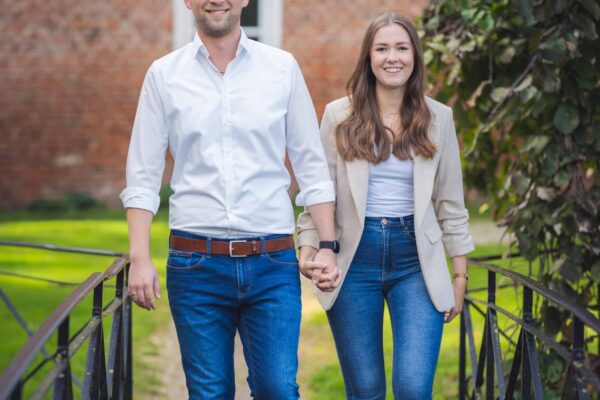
{"left": 432, "top": 108, "right": 475, "bottom": 257}
{"left": 296, "top": 103, "right": 339, "bottom": 249}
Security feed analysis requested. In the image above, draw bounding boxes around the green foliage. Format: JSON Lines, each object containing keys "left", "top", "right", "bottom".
{"left": 420, "top": 0, "right": 599, "bottom": 393}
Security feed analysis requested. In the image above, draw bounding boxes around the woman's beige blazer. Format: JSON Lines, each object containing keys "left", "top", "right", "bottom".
{"left": 297, "top": 96, "right": 475, "bottom": 312}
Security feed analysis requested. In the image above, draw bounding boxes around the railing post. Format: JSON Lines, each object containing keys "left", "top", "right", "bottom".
{"left": 480, "top": 269, "right": 506, "bottom": 399}
{"left": 505, "top": 329, "right": 523, "bottom": 400}
{"left": 108, "top": 268, "right": 124, "bottom": 398}
{"left": 52, "top": 317, "right": 73, "bottom": 400}
{"left": 82, "top": 282, "right": 108, "bottom": 399}
{"left": 460, "top": 306, "right": 467, "bottom": 400}
{"left": 521, "top": 285, "right": 544, "bottom": 399}
{"left": 521, "top": 287, "right": 532, "bottom": 399}
{"left": 570, "top": 318, "right": 590, "bottom": 399}
{"left": 486, "top": 271, "right": 496, "bottom": 399}
{"left": 124, "top": 262, "right": 133, "bottom": 399}
{"left": 9, "top": 380, "right": 22, "bottom": 400}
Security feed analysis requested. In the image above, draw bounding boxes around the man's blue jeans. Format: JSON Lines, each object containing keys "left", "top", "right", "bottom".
{"left": 166, "top": 230, "right": 301, "bottom": 400}
{"left": 327, "top": 216, "right": 445, "bottom": 400}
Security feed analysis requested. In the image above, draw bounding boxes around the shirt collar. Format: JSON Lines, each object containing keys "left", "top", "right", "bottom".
{"left": 191, "top": 28, "right": 254, "bottom": 60}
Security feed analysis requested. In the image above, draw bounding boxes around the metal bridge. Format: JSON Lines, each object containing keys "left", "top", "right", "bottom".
{"left": 0, "top": 241, "right": 598, "bottom": 399}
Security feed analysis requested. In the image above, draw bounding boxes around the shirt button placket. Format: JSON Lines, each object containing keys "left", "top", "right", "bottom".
{"left": 222, "top": 79, "right": 235, "bottom": 227}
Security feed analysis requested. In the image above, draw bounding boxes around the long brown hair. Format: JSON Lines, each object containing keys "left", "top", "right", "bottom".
{"left": 336, "top": 13, "right": 435, "bottom": 163}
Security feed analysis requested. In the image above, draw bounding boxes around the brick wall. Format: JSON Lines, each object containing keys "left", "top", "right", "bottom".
{"left": 0, "top": 0, "right": 171, "bottom": 210}
{"left": 284, "top": 1, "right": 428, "bottom": 118}
{"left": 0, "top": 1, "right": 427, "bottom": 211}
{"left": 283, "top": 1, "right": 427, "bottom": 193}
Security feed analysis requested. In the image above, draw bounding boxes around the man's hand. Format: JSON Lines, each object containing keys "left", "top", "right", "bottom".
{"left": 299, "top": 246, "right": 322, "bottom": 282}
{"left": 298, "top": 246, "right": 341, "bottom": 291}
{"left": 444, "top": 277, "right": 467, "bottom": 323}
{"left": 314, "top": 249, "right": 341, "bottom": 292}
{"left": 128, "top": 257, "right": 161, "bottom": 311}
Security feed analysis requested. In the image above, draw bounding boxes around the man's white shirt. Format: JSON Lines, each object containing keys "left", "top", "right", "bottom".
{"left": 120, "top": 30, "right": 334, "bottom": 238}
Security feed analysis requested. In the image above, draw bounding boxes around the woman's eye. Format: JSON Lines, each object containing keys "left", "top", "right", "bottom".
{"left": 375, "top": 47, "right": 386, "bottom": 52}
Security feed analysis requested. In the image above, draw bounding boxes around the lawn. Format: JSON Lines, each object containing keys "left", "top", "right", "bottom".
{"left": 1, "top": 207, "right": 528, "bottom": 399}
{"left": 0, "top": 209, "right": 172, "bottom": 398}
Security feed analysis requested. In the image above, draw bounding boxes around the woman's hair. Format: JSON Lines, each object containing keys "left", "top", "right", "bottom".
{"left": 336, "top": 13, "right": 435, "bottom": 163}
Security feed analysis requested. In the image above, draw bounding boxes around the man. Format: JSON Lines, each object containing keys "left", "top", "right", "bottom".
{"left": 120, "top": 0, "right": 341, "bottom": 398}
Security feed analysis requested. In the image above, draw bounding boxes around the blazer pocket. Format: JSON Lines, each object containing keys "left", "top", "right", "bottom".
{"left": 424, "top": 223, "right": 442, "bottom": 244}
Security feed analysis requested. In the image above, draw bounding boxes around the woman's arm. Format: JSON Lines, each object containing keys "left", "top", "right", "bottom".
{"left": 297, "top": 103, "right": 340, "bottom": 289}
{"left": 445, "top": 255, "right": 467, "bottom": 322}
{"left": 431, "top": 106, "right": 475, "bottom": 322}
{"left": 431, "top": 107, "right": 475, "bottom": 259}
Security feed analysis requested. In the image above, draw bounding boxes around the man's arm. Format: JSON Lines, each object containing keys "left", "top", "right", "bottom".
{"left": 126, "top": 208, "right": 160, "bottom": 310}
{"left": 120, "top": 64, "right": 169, "bottom": 311}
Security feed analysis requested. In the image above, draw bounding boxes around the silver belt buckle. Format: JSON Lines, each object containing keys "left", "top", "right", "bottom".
{"left": 229, "top": 240, "right": 247, "bottom": 257}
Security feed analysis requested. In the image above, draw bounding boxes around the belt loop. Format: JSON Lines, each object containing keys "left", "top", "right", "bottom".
{"left": 260, "top": 236, "right": 266, "bottom": 255}
{"left": 399, "top": 216, "right": 405, "bottom": 227}
{"left": 206, "top": 237, "right": 212, "bottom": 257}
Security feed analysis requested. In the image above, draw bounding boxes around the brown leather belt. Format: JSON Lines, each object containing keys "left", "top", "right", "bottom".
{"left": 169, "top": 235, "right": 295, "bottom": 257}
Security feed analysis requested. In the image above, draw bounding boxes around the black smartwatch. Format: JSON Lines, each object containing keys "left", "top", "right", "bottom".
{"left": 319, "top": 240, "right": 340, "bottom": 254}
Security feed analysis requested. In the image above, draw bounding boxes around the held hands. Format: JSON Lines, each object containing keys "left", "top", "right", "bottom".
{"left": 444, "top": 277, "right": 467, "bottom": 323}
{"left": 299, "top": 246, "right": 342, "bottom": 292}
{"left": 128, "top": 257, "right": 161, "bottom": 311}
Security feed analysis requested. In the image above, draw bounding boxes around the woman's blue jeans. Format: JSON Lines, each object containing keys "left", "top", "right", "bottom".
{"left": 327, "top": 216, "right": 444, "bottom": 400}
{"left": 166, "top": 230, "right": 301, "bottom": 400}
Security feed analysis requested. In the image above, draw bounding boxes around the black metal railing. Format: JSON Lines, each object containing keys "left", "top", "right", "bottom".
{"left": 460, "top": 254, "right": 600, "bottom": 399}
{"left": 0, "top": 240, "right": 133, "bottom": 400}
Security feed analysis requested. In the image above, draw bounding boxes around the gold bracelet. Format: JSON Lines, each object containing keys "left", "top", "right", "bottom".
{"left": 454, "top": 272, "right": 469, "bottom": 281}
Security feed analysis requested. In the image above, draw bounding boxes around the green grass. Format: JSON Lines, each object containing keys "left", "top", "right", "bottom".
{"left": 0, "top": 210, "right": 172, "bottom": 398}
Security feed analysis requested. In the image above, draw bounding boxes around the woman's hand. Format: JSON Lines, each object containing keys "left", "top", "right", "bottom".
{"left": 444, "top": 277, "right": 467, "bottom": 323}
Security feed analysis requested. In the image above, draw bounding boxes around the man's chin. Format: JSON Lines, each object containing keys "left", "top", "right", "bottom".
{"left": 198, "top": 21, "right": 235, "bottom": 38}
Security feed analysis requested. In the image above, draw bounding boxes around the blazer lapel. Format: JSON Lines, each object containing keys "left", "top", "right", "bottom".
{"left": 345, "top": 158, "right": 369, "bottom": 227}
{"left": 410, "top": 123, "right": 441, "bottom": 227}
{"left": 412, "top": 146, "right": 437, "bottom": 230}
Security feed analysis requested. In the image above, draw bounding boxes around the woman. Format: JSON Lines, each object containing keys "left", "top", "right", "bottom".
{"left": 297, "top": 13, "right": 475, "bottom": 400}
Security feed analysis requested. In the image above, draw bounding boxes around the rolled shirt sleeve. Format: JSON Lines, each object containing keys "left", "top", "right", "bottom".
{"left": 294, "top": 179, "right": 335, "bottom": 207}
{"left": 285, "top": 57, "right": 335, "bottom": 207}
{"left": 119, "top": 63, "right": 169, "bottom": 214}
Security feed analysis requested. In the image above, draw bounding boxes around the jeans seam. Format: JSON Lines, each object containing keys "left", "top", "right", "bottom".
{"left": 240, "top": 315, "right": 257, "bottom": 396}
{"left": 243, "top": 258, "right": 253, "bottom": 297}
{"left": 385, "top": 229, "right": 394, "bottom": 289}
{"left": 236, "top": 259, "right": 243, "bottom": 300}
{"left": 381, "top": 226, "right": 387, "bottom": 283}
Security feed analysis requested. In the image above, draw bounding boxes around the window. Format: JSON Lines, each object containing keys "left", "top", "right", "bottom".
{"left": 172, "top": 0, "right": 283, "bottom": 49}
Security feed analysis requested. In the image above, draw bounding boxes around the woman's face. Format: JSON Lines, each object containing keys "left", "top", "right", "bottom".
{"left": 370, "top": 23, "right": 415, "bottom": 93}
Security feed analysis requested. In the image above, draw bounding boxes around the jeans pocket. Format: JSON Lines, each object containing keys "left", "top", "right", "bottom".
{"left": 167, "top": 249, "right": 207, "bottom": 271}
{"left": 403, "top": 224, "right": 417, "bottom": 241}
{"left": 262, "top": 248, "right": 298, "bottom": 267}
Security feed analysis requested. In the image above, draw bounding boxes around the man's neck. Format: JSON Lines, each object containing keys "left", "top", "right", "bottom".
{"left": 198, "top": 27, "right": 242, "bottom": 73}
